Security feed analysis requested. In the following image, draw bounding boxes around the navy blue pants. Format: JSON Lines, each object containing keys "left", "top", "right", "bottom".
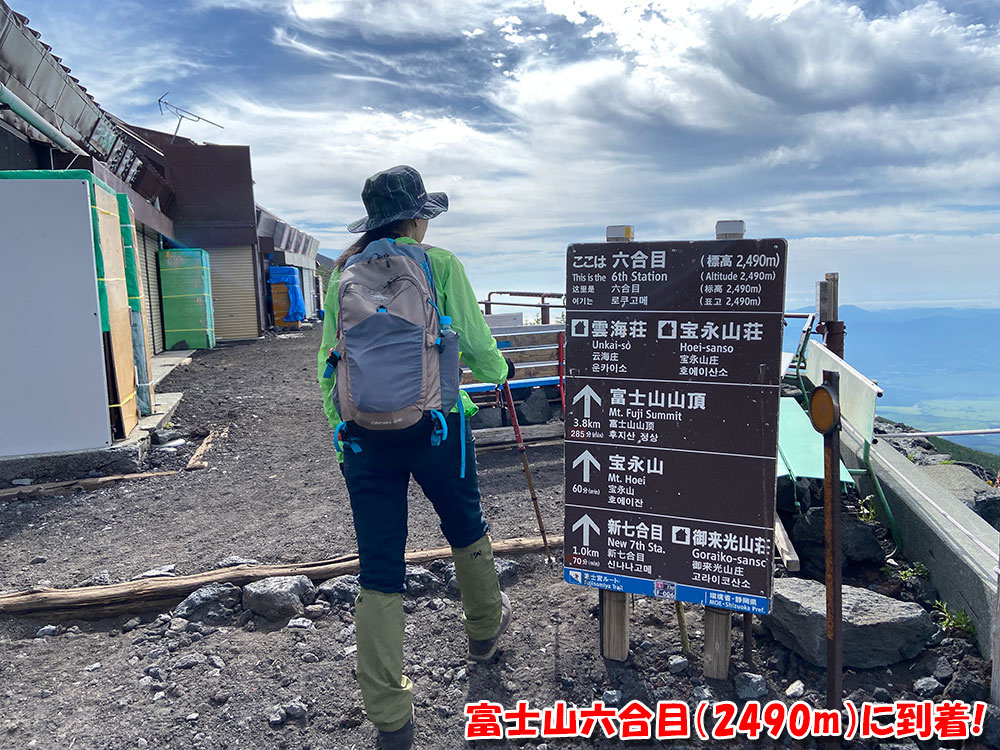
{"left": 341, "top": 412, "right": 488, "bottom": 594}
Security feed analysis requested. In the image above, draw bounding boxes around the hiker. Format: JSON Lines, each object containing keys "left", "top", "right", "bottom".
{"left": 317, "top": 165, "right": 514, "bottom": 750}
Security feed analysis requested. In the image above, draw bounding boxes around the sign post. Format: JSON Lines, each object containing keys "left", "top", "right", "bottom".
{"left": 564, "top": 231, "right": 787, "bottom": 670}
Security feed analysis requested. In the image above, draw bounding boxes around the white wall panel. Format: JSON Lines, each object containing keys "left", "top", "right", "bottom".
{"left": 0, "top": 179, "right": 112, "bottom": 455}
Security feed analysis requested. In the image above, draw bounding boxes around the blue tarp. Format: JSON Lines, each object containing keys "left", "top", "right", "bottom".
{"left": 268, "top": 266, "right": 306, "bottom": 322}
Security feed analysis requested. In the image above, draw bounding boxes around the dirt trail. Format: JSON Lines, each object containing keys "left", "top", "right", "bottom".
{"left": 0, "top": 327, "right": 991, "bottom": 749}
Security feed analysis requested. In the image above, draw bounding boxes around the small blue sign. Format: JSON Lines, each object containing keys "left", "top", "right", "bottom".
{"left": 564, "top": 567, "right": 770, "bottom": 615}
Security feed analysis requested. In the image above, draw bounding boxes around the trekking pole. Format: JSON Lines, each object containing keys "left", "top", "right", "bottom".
{"left": 501, "top": 382, "right": 554, "bottom": 563}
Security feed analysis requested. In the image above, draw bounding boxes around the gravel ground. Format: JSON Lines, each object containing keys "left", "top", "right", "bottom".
{"left": 0, "top": 326, "right": 994, "bottom": 749}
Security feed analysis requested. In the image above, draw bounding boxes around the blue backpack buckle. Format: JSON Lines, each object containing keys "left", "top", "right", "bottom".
{"left": 429, "top": 410, "right": 448, "bottom": 446}
{"left": 323, "top": 349, "right": 341, "bottom": 379}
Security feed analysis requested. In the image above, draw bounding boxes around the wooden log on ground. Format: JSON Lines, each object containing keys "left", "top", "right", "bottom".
{"left": 0, "top": 471, "right": 180, "bottom": 501}
{"left": 0, "top": 535, "right": 564, "bottom": 618}
{"left": 185, "top": 426, "right": 229, "bottom": 470}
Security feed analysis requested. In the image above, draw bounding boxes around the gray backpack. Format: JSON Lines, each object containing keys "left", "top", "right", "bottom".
{"left": 324, "top": 238, "right": 460, "bottom": 437}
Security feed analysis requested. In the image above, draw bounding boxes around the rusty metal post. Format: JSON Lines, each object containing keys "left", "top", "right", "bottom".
{"left": 819, "top": 370, "right": 843, "bottom": 717}
{"left": 743, "top": 613, "right": 754, "bottom": 664}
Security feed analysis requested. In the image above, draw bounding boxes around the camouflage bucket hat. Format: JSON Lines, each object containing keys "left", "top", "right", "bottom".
{"left": 347, "top": 165, "right": 449, "bottom": 233}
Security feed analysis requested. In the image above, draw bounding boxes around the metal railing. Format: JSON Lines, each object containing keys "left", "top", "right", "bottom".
{"left": 481, "top": 291, "right": 566, "bottom": 324}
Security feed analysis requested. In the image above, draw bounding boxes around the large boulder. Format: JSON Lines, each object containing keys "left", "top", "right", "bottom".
{"left": 173, "top": 582, "right": 242, "bottom": 624}
{"left": 515, "top": 388, "right": 553, "bottom": 425}
{"left": 242, "top": 576, "right": 317, "bottom": 621}
{"left": 765, "top": 577, "right": 936, "bottom": 668}
{"left": 791, "top": 507, "right": 884, "bottom": 580}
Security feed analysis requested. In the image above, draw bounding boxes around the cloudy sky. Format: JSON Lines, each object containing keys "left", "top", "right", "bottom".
{"left": 15, "top": 0, "right": 1000, "bottom": 309}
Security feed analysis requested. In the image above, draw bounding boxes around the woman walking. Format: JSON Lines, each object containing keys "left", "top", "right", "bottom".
{"left": 317, "top": 165, "right": 514, "bottom": 749}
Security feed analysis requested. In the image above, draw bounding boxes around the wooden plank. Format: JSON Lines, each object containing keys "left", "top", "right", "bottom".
{"left": 462, "top": 362, "right": 560, "bottom": 385}
{"left": 0, "top": 535, "right": 565, "bottom": 617}
{"left": 600, "top": 590, "right": 629, "bottom": 661}
{"left": 703, "top": 606, "right": 732, "bottom": 679}
{"left": 501, "top": 345, "right": 561, "bottom": 364}
{"left": 185, "top": 426, "right": 229, "bottom": 470}
{"left": 495, "top": 331, "right": 561, "bottom": 348}
{"left": 774, "top": 516, "right": 801, "bottom": 572}
{"left": 0, "top": 471, "right": 180, "bottom": 500}
{"left": 96, "top": 185, "right": 139, "bottom": 437}
{"left": 474, "top": 422, "right": 563, "bottom": 446}
{"left": 122, "top": 201, "right": 155, "bottom": 414}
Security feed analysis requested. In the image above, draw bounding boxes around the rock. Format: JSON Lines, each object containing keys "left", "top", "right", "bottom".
{"left": 791, "top": 507, "right": 883, "bottom": 578}
{"left": 913, "top": 677, "right": 942, "bottom": 698}
{"left": 785, "top": 680, "right": 805, "bottom": 699}
{"left": 872, "top": 686, "right": 892, "bottom": 703}
{"left": 765, "top": 578, "right": 935, "bottom": 668}
{"left": 168, "top": 617, "right": 189, "bottom": 632}
{"left": 318, "top": 575, "right": 360, "bottom": 605}
{"left": 286, "top": 617, "right": 314, "bottom": 630}
{"left": 981, "top": 704, "right": 1000, "bottom": 748}
{"left": 122, "top": 617, "right": 142, "bottom": 633}
{"left": 304, "top": 604, "right": 326, "bottom": 619}
{"left": 912, "top": 653, "right": 953, "bottom": 685}
{"left": 174, "top": 653, "right": 207, "bottom": 669}
{"left": 75, "top": 570, "right": 111, "bottom": 587}
{"left": 207, "top": 655, "right": 225, "bottom": 669}
{"left": 151, "top": 428, "right": 183, "bottom": 445}
{"left": 301, "top": 652, "right": 319, "bottom": 663}
{"left": 173, "top": 582, "right": 242, "bottom": 624}
{"left": 602, "top": 690, "right": 622, "bottom": 707}
{"left": 185, "top": 713, "right": 199, "bottom": 723}
{"left": 84, "top": 662, "right": 101, "bottom": 672}
{"left": 470, "top": 407, "right": 503, "bottom": 430}
{"left": 692, "top": 686, "right": 713, "bottom": 702}
{"left": 267, "top": 706, "right": 287, "bottom": 727}
{"left": 30, "top": 555, "right": 46, "bottom": 564}
{"left": 35, "top": 625, "right": 59, "bottom": 638}
{"left": 132, "top": 565, "right": 177, "bottom": 580}
{"left": 63, "top": 625, "right": 84, "bottom": 639}
{"left": 667, "top": 655, "right": 688, "bottom": 674}
{"left": 211, "top": 691, "right": 230, "bottom": 705}
{"left": 11, "top": 478, "right": 33, "bottom": 486}
{"left": 243, "top": 576, "right": 316, "bottom": 621}
{"left": 214, "top": 555, "right": 261, "bottom": 569}
{"left": 404, "top": 566, "right": 440, "bottom": 596}
{"left": 734, "top": 672, "right": 767, "bottom": 700}
{"left": 283, "top": 700, "right": 308, "bottom": 720}
{"left": 494, "top": 558, "right": 518, "bottom": 584}
{"left": 943, "top": 660, "right": 988, "bottom": 704}
{"left": 515, "top": 388, "right": 553, "bottom": 425}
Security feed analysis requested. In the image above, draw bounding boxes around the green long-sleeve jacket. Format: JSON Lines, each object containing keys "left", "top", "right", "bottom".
{"left": 317, "top": 237, "right": 508, "bottom": 449}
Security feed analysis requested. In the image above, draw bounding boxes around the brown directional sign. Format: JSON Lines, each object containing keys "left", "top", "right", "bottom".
{"left": 566, "top": 312, "right": 784, "bottom": 385}
{"left": 566, "top": 380, "right": 778, "bottom": 460}
{"left": 563, "top": 239, "right": 787, "bottom": 614}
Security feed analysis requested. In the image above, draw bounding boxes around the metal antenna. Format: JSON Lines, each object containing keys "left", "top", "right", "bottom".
{"left": 157, "top": 92, "right": 223, "bottom": 143}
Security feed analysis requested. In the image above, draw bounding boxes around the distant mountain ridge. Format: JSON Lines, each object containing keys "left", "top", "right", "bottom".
{"left": 788, "top": 306, "right": 1000, "bottom": 453}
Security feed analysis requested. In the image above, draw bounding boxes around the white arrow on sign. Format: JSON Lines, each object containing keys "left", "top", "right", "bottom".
{"left": 572, "top": 384, "right": 602, "bottom": 418}
{"left": 572, "top": 513, "right": 600, "bottom": 547}
{"left": 572, "top": 450, "right": 600, "bottom": 483}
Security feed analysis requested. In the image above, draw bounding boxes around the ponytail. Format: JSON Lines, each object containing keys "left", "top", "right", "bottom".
{"left": 335, "top": 219, "right": 416, "bottom": 270}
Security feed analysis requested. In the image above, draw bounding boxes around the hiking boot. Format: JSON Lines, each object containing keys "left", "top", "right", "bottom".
{"left": 376, "top": 717, "right": 414, "bottom": 750}
{"left": 468, "top": 592, "right": 511, "bottom": 661}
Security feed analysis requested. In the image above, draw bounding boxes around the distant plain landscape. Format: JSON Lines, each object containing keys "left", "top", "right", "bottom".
{"left": 788, "top": 307, "right": 1000, "bottom": 456}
